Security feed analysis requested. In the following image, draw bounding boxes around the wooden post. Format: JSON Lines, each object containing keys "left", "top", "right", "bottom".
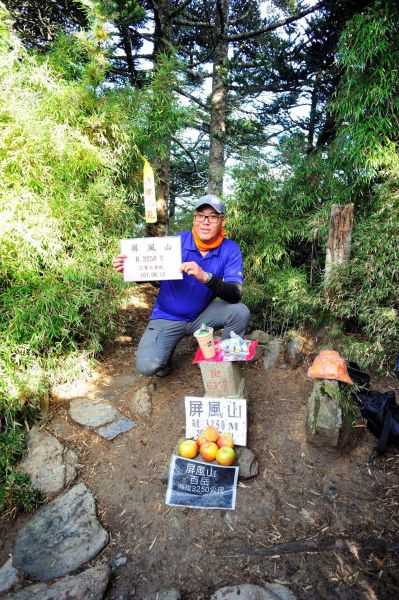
{"left": 324, "top": 204, "right": 354, "bottom": 287}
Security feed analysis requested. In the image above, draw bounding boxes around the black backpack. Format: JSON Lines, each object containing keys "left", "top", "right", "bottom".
{"left": 347, "top": 362, "right": 399, "bottom": 453}
{"left": 357, "top": 390, "right": 399, "bottom": 453}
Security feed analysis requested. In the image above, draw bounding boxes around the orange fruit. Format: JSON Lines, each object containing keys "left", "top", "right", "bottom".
{"left": 196, "top": 434, "right": 208, "bottom": 448}
{"left": 200, "top": 441, "right": 218, "bottom": 462}
{"left": 203, "top": 426, "right": 219, "bottom": 442}
{"left": 216, "top": 433, "right": 234, "bottom": 449}
{"left": 178, "top": 439, "right": 198, "bottom": 459}
{"left": 216, "top": 447, "right": 235, "bottom": 466}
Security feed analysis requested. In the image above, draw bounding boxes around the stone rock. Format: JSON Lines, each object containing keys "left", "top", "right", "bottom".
{"left": 69, "top": 399, "right": 118, "bottom": 428}
{"left": 247, "top": 344, "right": 264, "bottom": 363}
{"left": 49, "top": 416, "right": 76, "bottom": 441}
{"left": 0, "top": 557, "right": 22, "bottom": 595}
{"left": 96, "top": 415, "right": 136, "bottom": 440}
{"left": 323, "top": 481, "right": 339, "bottom": 501}
{"left": 3, "top": 564, "right": 111, "bottom": 600}
{"left": 306, "top": 380, "right": 342, "bottom": 449}
{"left": 210, "top": 583, "right": 297, "bottom": 600}
{"left": 199, "top": 362, "right": 245, "bottom": 398}
{"left": 143, "top": 589, "right": 182, "bottom": 600}
{"left": 113, "top": 556, "right": 127, "bottom": 568}
{"left": 235, "top": 448, "right": 258, "bottom": 479}
{"left": 69, "top": 399, "right": 135, "bottom": 440}
{"left": 285, "top": 335, "right": 306, "bottom": 368}
{"left": 13, "top": 483, "right": 108, "bottom": 580}
{"left": 247, "top": 330, "right": 270, "bottom": 345}
{"left": 263, "top": 338, "right": 283, "bottom": 370}
{"left": 51, "top": 380, "right": 96, "bottom": 401}
{"left": 128, "top": 385, "right": 153, "bottom": 418}
{"left": 18, "top": 426, "right": 78, "bottom": 495}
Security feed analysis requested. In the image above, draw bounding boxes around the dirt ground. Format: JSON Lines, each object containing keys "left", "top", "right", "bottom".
{"left": 1, "top": 284, "right": 399, "bottom": 599}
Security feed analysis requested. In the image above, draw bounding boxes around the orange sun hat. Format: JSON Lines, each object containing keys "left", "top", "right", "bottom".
{"left": 307, "top": 350, "right": 353, "bottom": 384}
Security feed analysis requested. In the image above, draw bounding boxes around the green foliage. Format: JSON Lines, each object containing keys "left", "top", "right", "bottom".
{"left": 323, "top": 179, "right": 399, "bottom": 370}
{"left": 135, "top": 50, "right": 192, "bottom": 161}
{"left": 228, "top": 159, "right": 319, "bottom": 333}
{"left": 324, "top": 2, "right": 399, "bottom": 370}
{"left": 229, "top": 4, "right": 399, "bottom": 371}
{"left": 0, "top": 4, "right": 147, "bottom": 514}
{"left": 333, "top": 2, "right": 399, "bottom": 177}
{"left": 0, "top": 470, "right": 44, "bottom": 518}
{"left": 319, "top": 381, "right": 357, "bottom": 422}
{"left": 0, "top": 401, "right": 44, "bottom": 517}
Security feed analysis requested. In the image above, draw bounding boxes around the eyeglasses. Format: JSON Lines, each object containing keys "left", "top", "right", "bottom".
{"left": 194, "top": 213, "right": 223, "bottom": 223}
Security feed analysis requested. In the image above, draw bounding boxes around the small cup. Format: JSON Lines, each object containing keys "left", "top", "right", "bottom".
{"left": 194, "top": 326, "right": 215, "bottom": 359}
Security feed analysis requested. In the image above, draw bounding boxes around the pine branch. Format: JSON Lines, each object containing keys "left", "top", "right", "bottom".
{"left": 175, "top": 87, "right": 209, "bottom": 110}
{"left": 171, "top": 137, "right": 199, "bottom": 174}
{"left": 227, "top": 2, "right": 325, "bottom": 42}
{"left": 228, "top": 10, "right": 250, "bottom": 27}
{"left": 169, "top": 0, "right": 195, "bottom": 19}
{"left": 174, "top": 19, "right": 214, "bottom": 28}
{"left": 129, "top": 29, "right": 154, "bottom": 42}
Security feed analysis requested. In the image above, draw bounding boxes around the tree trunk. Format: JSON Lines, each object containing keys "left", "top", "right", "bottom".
{"left": 324, "top": 204, "right": 354, "bottom": 287}
{"left": 120, "top": 24, "right": 137, "bottom": 87}
{"left": 147, "top": 143, "right": 171, "bottom": 237}
{"left": 307, "top": 74, "right": 319, "bottom": 154}
{"left": 146, "top": 0, "right": 173, "bottom": 237}
{"left": 207, "top": 0, "right": 229, "bottom": 195}
{"left": 169, "top": 188, "right": 176, "bottom": 219}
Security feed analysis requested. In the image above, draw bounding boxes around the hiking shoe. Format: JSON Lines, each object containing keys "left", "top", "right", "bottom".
{"left": 155, "top": 364, "right": 172, "bottom": 377}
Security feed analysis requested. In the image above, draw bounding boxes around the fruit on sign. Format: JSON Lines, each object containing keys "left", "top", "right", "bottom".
{"left": 178, "top": 439, "right": 198, "bottom": 459}
{"left": 216, "top": 433, "right": 234, "bottom": 449}
{"left": 200, "top": 441, "right": 219, "bottom": 462}
{"left": 216, "top": 446, "right": 236, "bottom": 466}
{"left": 196, "top": 434, "right": 208, "bottom": 448}
{"left": 203, "top": 425, "right": 219, "bottom": 442}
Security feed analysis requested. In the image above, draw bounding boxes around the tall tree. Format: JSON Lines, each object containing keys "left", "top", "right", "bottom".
{"left": 173, "top": 0, "right": 327, "bottom": 193}
{"left": 2, "top": 0, "right": 88, "bottom": 48}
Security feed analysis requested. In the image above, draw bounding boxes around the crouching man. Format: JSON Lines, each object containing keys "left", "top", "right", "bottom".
{"left": 112, "top": 194, "right": 250, "bottom": 376}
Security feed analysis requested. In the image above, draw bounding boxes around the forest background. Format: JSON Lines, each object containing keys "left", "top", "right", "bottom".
{"left": 0, "top": 0, "right": 398, "bottom": 514}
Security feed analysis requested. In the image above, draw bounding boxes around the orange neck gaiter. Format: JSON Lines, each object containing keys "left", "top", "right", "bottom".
{"left": 192, "top": 227, "right": 227, "bottom": 253}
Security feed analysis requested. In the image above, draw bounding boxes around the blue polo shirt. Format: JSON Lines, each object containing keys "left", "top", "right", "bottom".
{"left": 151, "top": 230, "right": 244, "bottom": 322}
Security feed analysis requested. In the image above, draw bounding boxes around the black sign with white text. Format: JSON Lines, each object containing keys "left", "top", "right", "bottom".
{"left": 165, "top": 456, "right": 239, "bottom": 510}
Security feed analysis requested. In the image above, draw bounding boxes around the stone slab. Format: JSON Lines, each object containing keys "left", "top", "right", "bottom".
{"left": 18, "top": 426, "right": 77, "bottom": 494}
{"left": 3, "top": 564, "right": 111, "bottom": 600}
{"left": 13, "top": 483, "right": 108, "bottom": 580}
{"left": 95, "top": 415, "right": 135, "bottom": 440}
{"left": 0, "top": 557, "right": 21, "bottom": 595}
{"left": 68, "top": 399, "right": 118, "bottom": 428}
{"left": 51, "top": 379, "right": 96, "bottom": 401}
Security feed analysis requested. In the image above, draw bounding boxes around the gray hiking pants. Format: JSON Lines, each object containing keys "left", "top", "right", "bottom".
{"left": 136, "top": 299, "right": 250, "bottom": 376}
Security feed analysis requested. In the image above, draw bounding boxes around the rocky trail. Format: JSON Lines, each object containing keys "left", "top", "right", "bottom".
{"left": 1, "top": 284, "right": 398, "bottom": 600}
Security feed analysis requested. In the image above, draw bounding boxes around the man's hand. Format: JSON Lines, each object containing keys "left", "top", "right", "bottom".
{"left": 180, "top": 261, "right": 208, "bottom": 283}
{"left": 112, "top": 254, "right": 127, "bottom": 273}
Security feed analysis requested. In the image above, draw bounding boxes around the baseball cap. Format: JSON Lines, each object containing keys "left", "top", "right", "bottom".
{"left": 194, "top": 194, "right": 226, "bottom": 215}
